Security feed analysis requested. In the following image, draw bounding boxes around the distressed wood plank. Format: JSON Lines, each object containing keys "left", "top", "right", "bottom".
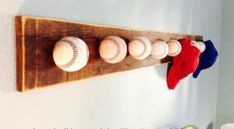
{"left": 15, "top": 16, "right": 203, "bottom": 92}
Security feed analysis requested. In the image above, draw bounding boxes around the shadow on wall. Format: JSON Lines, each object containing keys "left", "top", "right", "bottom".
{"left": 0, "top": 0, "right": 24, "bottom": 93}
{"left": 207, "top": 122, "right": 213, "bottom": 129}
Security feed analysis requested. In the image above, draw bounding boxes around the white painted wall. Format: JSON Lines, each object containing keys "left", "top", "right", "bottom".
{"left": 0, "top": 0, "right": 222, "bottom": 129}
{"left": 216, "top": 0, "right": 234, "bottom": 128}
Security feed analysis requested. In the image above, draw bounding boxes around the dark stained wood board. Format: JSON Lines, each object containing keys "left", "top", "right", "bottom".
{"left": 15, "top": 16, "right": 203, "bottom": 92}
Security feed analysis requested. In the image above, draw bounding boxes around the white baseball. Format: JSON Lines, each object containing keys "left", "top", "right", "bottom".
{"left": 99, "top": 36, "right": 127, "bottom": 64}
{"left": 53, "top": 36, "right": 89, "bottom": 72}
{"left": 221, "top": 123, "right": 234, "bottom": 129}
{"left": 167, "top": 40, "right": 182, "bottom": 56}
{"left": 192, "top": 40, "right": 200, "bottom": 49}
{"left": 151, "top": 40, "right": 169, "bottom": 59}
{"left": 197, "top": 41, "right": 206, "bottom": 52}
{"left": 181, "top": 125, "right": 198, "bottom": 129}
{"left": 128, "top": 37, "right": 152, "bottom": 60}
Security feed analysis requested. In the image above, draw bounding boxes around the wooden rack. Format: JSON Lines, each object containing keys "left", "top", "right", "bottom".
{"left": 15, "top": 16, "right": 203, "bottom": 92}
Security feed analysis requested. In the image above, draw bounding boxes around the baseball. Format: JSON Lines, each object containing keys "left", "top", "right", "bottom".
{"left": 192, "top": 40, "right": 200, "bottom": 49}
{"left": 128, "top": 37, "right": 152, "bottom": 60}
{"left": 99, "top": 36, "right": 127, "bottom": 64}
{"left": 151, "top": 40, "right": 169, "bottom": 59}
{"left": 167, "top": 40, "right": 182, "bottom": 56}
{"left": 53, "top": 36, "right": 89, "bottom": 72}
{"left": 181, "top": 125, "right": 198, "bottom": 129}
{"left": 197, "top": 41, "right": 206, "bottom": 52}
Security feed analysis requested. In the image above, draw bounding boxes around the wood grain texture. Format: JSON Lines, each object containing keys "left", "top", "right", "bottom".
{"left": 15, "top": 16, "right": 203, "bottom": 92}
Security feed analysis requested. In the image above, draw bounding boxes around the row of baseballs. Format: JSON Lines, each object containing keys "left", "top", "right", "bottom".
{"left": 53, "top": 36, "right": 206, "bottom": 72}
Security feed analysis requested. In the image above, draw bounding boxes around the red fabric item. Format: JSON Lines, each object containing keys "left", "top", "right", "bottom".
{"left": 167, "top": 38, "right": 201, "bottom": 90}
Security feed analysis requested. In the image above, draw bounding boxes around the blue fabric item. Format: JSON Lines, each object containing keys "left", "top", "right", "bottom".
{"left": 193, "top": 40, "right": 218, "bottom": 78}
